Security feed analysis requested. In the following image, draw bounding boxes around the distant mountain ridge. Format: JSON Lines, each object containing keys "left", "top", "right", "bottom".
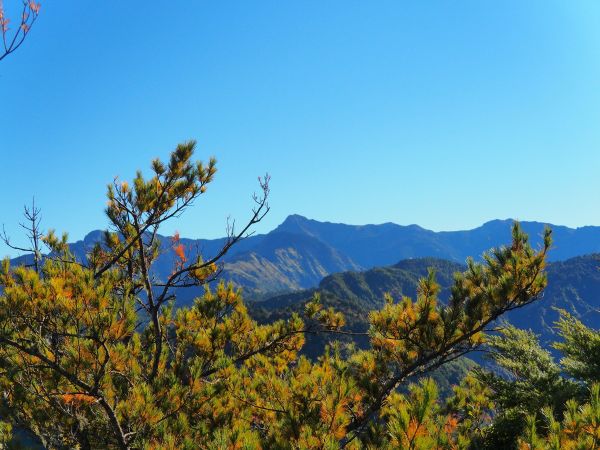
{"left": 252, "top": 254, "right": 600, "bottom": 358}
{"left": 275, "top": 215, "right": 600, "bottom": 267}
{"left": 8, "top": 216, "right": 600, "bottom": 359}
{"left": 9, "top": 215, "right": 600, "bottom": 297}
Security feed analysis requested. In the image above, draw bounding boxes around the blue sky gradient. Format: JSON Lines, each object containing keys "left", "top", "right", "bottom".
{"left": 2, "top": 1, "right": 600, "bottom": 257}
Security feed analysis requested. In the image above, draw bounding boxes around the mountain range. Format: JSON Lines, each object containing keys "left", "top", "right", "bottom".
{"left": 9, "top": 215, "right": 600, "bottom": 299}
{"left": 8, "top": 215, "right": 600, "bottom": 360}
{"left": 252, "top": 254, "right": 600, "bottom": 358}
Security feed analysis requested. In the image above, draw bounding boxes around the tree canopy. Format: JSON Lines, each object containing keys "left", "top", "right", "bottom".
{"left": 0, "top": 141, "right": 559, "bottom": 449}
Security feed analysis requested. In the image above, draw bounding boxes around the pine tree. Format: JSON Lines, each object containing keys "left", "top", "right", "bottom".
{"left": 0, "top": 141, "right": 552, "bottom": 449}
{"left": 470, "top": 311, "right": 600, "bottom": 449}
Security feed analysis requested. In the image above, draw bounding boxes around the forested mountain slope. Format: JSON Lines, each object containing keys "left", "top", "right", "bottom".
{"left": 8, "top": 215, "right": 600, "bottom": 299}
{"left": 252, "top": 254, "right": 600, "bottom": 356}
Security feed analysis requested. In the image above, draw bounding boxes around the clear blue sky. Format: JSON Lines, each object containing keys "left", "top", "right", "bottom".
{"left": 2, "top": 1, "right": 600, "bottom": 257}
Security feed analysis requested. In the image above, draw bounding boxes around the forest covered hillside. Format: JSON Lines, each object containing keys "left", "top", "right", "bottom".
{"left": 2, "top": 144, "right": 598, "bottom": 449}
{"left": 5, "top": 1, "right": 600, "bottom": 447}
{"left": 252, "top": 254, "right": 600, "bottom": 357}
{"left": 10, "top": 216, "right": 600, "bottom": 299}
{"left": 10, "top": 219, "right": 600, "bottom": 354}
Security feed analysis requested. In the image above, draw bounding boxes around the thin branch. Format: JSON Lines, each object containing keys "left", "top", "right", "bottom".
{"left": 0, "top": 0, "right": 40, "bottom": 62}
{"left": 0, "top": 336, "right": 129, "bottom": 449}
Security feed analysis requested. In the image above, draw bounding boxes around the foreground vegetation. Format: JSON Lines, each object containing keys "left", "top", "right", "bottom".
{"left": 0, "top": 142, "right": 597, "bottom": 449}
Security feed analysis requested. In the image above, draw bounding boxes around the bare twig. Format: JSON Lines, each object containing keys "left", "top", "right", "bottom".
{"left": 0, "top": 0, "right": 41, "bottom": 62}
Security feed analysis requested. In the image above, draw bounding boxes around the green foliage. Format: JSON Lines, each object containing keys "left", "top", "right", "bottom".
{"left": 252, "top": 258, "right": 463, "bottom": 358}
{"left": 554, "top": 310, "right": 600, "bottom": 383}
{"left": 0, "top": 141, "right": 552, "bottom": 449}
{"left": 518, "top": 384, "right": 600, "bottom": 450}
{"left": 472, "top": 324, "right": 577, "bottom": 448}
{"left": 470, "top": 308, "right": 600, "bottom": 449}
{"left": 0, "top": 420, "right": 12, "bottom": 445}
{"left": 383, "top": 378, "right": 445, "bottom": 449}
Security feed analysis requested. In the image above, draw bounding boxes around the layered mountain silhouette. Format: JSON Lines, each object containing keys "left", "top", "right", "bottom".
{"left": 252, "top": 254, "right": 600, "bottom": 358}
{"left": 8, "top": 215, "right": 600, "bottom": 358}
{"left": 8, "top": 215, "right": 600, "bottom": 299}
{"left": 274, "top": 215, "right": 600, "bottom": 267}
